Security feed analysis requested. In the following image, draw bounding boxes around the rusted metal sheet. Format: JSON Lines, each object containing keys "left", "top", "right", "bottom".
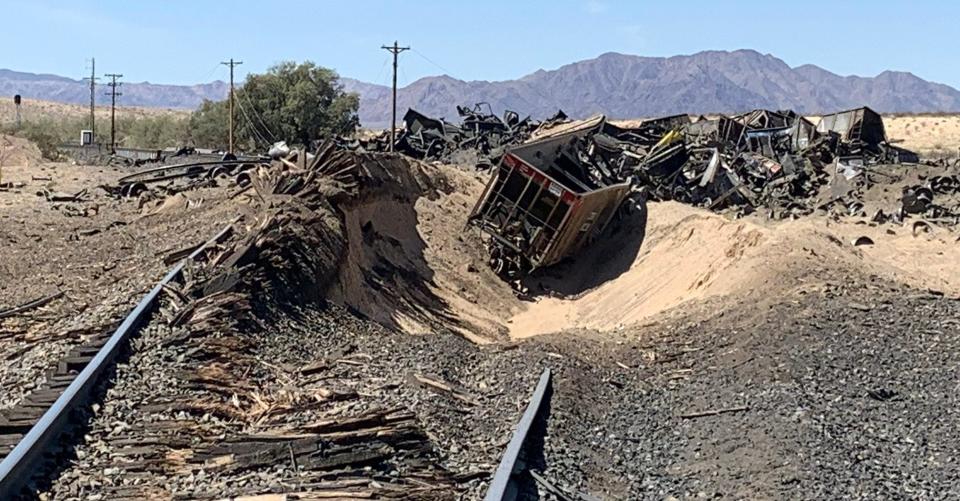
{"left": 816, "top": 106, "right": 886, "bottom": 145}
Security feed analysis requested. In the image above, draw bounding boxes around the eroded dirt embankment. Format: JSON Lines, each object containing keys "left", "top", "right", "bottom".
{"left": 316, "top": 157, "right": 960, "bottom": 341}
{"left": 314, "top": 156, "right": 519, "bottom": 343}
{"left": 504, "top": 200, "right": 960, "bottom": 337}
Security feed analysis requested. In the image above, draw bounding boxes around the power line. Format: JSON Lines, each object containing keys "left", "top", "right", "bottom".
{"left": 235, "top": 95, "right": 270, "bottom": 148}
{"left": 374, "top": 55, "right": 391, "bottom": 88}
{"left": 381, "top": 41, "right": 410, "bottom": 152}
{"left": 199, "top": 62, "right": 223, "bottom": 84}
{"left": 235, "top": 99, "right": 267, "bottom": 147}
{"left": 104, "top": 73, "right": 122, "bottom": 154}
{"left": 220, "top": 58, "right": 242, "bottom": 153}
{"left": 411, "top": 48, "right": 454, "bottom": 77}
{"left": 411, "top": 48, "right": 553, "bottom": 117}
{"left": 238, "top": 84, "right": 277, "bottom": 143}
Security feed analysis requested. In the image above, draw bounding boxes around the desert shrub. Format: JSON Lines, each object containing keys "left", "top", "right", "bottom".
{"left": 1, "top": 119, "right": 67, "bottom": 160}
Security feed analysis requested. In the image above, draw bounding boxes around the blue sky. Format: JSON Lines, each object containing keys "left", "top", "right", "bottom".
{"left": 6, "top": 0, "right": 959, "bottom": 89}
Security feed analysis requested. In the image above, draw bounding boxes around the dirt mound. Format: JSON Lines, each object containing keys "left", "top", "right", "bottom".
{"left": 508, "top": 201, "right": 960, "bottom": 338}
{"left": 329, "top": 175, "right": 448, "bottom": 334}
{"left": 201, "top": 150, "right": 960, "bottom": 343}
{"left": 509, "top": 203, "right": 775, "bottom": 337}
{"left": 328, "top": 158, "right": 518, "bottom": 342}
{"left": 771, "top": 215, "right": 960, "bottom": 296}
{"left": 158, "top": 149, "right": 518, "bottom": 343}
{"left": 0, "top": 134, "right": 43, "bottom": 167}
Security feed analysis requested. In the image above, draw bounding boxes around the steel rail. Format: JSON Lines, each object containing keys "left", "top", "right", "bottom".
{"left": 484, "top": 368, "right": 552, "bottom": 501}
{"left": 117, "top": 158, "right": 268, "bottom": 185}
{"left": 0, "top": 224, "right": 234, "bottom": 498}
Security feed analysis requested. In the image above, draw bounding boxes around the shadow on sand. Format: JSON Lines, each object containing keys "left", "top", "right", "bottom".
{"left": 523, "top": 200, "right": 649, "bottom": 298}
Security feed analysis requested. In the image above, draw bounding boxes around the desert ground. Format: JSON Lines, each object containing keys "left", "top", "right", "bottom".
{"left": 882, "top": 113, "right": 960, "bottom": 158}
{"left": 0, "top": 97, "right": 189, "bottom": 126}
{"left": 0, "top": 107, "right": 959, "bottom": 500}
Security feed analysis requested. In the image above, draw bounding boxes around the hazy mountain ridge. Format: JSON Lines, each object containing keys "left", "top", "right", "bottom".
{"left": 342, "top": 50, "right": 960, "bottom": 126}
{"left": 0, "top": 69, "right": 228, "bottom": 109}
{"left": 4, "top": 50, "right": 960, "bottom": 126}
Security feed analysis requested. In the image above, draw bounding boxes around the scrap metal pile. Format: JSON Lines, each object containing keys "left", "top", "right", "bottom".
{"left": 470, "top": 106, "right": 921, "bottom": 219}
{"left": 350, "top": 103, "right": 568, "bottom": 168}
{"left": 103, "top": 103, "right": 934, "bottom": 285}
{"left": 464, "top": 106, "right": 928, "bottom": 281}
{"left": 626, "top": 107, "right": 919, "bottom": 218}
{"left": 111, "top": 156, "right": 269, "bottom": 198}
{"left": 859, "top": 174, "right": 960, "bottom": 228}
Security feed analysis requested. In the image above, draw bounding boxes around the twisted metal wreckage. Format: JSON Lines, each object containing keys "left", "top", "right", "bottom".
{"left": 346, "top": 103, "right": 569, "bottom": 168}
{"left": 461, "top": 106, "right": 926, "bottom": 280}
{"left": 112, "top": 104, "right": 936, "bottom": 284}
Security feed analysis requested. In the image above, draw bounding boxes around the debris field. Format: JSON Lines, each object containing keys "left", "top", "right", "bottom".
{"left": 0, "top": 101, "right": 959, "bottom": 501}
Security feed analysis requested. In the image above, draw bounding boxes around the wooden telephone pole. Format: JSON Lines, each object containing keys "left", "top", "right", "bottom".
{"left": 221, "top": 58, "right": 243, "bottom": 154}
{"left": 104, "top": 73, "right": 122, "bottom": 154}
{"left": 380, "top": 41, "right": 409, "bottom": 152}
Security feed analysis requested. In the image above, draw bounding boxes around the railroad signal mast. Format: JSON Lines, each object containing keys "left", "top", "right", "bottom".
{"left": 83, "top": 58, "right": 98, "bottom": 144}
{"left": 13, "top": 95, "right": 21, "bottom": 130}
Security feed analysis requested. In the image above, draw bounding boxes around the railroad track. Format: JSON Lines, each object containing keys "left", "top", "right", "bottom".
{"left": 117, "top": 158, "right": 269, "bottom": 186}
{"left": 0, "top": 225, "right": 233, "bottom": 498}
{"left": 116, "top": 158, "right": 270, "bottom": 197}
{"left": 485, "top": 368, "right": 553, "bottom": 501}
{"left": 0, "top": 201, "right": 556, "bottom": 499}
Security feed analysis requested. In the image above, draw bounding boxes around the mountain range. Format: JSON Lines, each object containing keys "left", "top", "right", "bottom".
{"left": 3, "top": 50, "right": 960, "bottom": 127}
{"left": 0, "top": 69, "right": 227, "bottom": 109}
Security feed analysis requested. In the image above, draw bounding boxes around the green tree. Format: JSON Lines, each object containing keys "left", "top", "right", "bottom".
{"left": 235, "top": 61, "right": 359, "bottom": 149}
{"left": 186, "top": 99, "right": 230, "bottom": 150}
{"left": 14, "top": 120, "right": 62, "bottom": 160}
{"left": 121, "top": 114, "right": 189, "bottom": 149}
{"left": 1, "top": 117, "right": 83, "bottom": 160}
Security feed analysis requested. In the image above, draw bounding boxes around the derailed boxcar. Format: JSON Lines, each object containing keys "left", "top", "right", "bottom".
{"left": 467, "top": 118, "right": 631, "bottom": 278}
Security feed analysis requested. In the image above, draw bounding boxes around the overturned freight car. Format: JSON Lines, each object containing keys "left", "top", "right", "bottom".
{"left": 467, "top": 117, "right": 632, "bottom": 279}
{"left": 816, "top": 106, "right": 919, "bottom": 164}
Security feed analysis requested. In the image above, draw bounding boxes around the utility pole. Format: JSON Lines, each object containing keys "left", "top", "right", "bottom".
{"left": 104, "top": 73, "right": 123, "bottom": 154}
{"left": 381, "top": 41, "right": 409, "bottom": 152}
{"left": 220, "top": 58, "right": 242, "bottom": 154}
{"left": 83, "top": 58, "right": 98, "bottom": 144}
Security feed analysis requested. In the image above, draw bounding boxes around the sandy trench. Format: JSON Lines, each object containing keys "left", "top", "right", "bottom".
{"left": 384, "top": 166, "right": 960, "bottom": 340}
